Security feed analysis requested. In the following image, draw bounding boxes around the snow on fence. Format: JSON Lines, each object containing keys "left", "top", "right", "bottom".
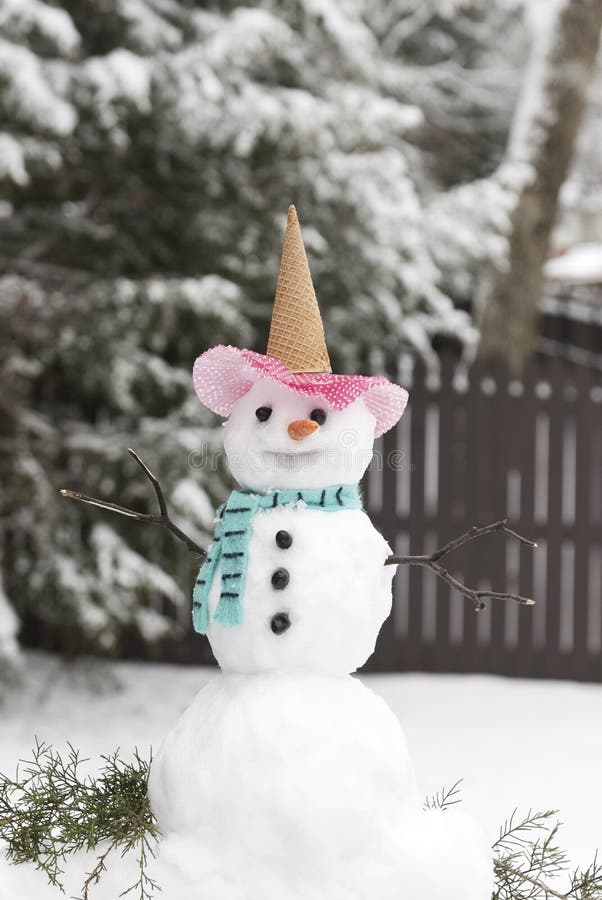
{"left": 364, "top": 353, "right": 602, "bottom": 681}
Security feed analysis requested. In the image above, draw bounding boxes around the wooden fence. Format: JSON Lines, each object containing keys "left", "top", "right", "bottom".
{"left": 364, "top": 353, "right": 602, "bottom": 681}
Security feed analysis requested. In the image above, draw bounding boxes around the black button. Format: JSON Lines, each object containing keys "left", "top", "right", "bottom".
{"left": 271, "top": 568, "right": 290, "bottom": 590}
{"left": 275, "top": 530, "right": 293, "bottom": 549}
{"left": 270, "top": 613, "right": 291, "bottom": 635}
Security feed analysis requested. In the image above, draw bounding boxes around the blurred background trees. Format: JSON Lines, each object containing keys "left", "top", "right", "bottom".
{"left": 0, "top": 0, "right": 600, "bottom": 675}
{"left": 478, "top": 0, "right": 602, "bottom": 368}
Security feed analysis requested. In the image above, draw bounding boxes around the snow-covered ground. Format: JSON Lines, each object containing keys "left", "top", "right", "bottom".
{"left": 1, "top": 652, "right": 601, "bottom": 898}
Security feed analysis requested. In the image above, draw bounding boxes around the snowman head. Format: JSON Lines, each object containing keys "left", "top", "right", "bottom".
{"left": 223, "top": 379, "right": 376, "bottom": 491}
{"left": 193, "top": 205, "right": 408, "bottom": 485}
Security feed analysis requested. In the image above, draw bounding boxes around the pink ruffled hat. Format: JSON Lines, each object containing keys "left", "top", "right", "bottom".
{"left": 193, "top": 206, "right": 408, "bottom": 438}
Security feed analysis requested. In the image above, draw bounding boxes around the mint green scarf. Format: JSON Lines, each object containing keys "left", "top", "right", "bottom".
{"left": 192, "top": 484, "right": 362, "bottom": 633}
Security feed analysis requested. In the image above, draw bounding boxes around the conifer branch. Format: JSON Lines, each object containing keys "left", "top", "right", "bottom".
{"left": 61, "top": 448, "right": 205, "bottom": 558}
{"left": 423, "top": 779, "right": 463, "bottom": 811}
{"left": 386, "top": 519, "right": 537, "bottom": 611}
{"left": 0, "top": 741, "right": 160, "bottom": 900}
{"left": 81, "top": 837, "right": 120, "bottom": 900}
{"left": 492, "top": 808, "right": 602, "bottom": 899}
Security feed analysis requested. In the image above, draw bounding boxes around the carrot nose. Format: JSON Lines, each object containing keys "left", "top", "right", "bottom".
{"left": 288, "top": 419, "right": 319, "bottom": 441}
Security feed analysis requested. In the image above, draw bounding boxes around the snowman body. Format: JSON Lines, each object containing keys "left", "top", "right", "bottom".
{"left": 149, "top": 382, "right": 493, "bottom": 899}
{"left": 205, "top": 505, "right": 393, "bottom": 675}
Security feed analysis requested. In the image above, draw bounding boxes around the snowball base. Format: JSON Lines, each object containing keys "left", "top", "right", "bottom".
{"left": 149, "top": 673, "right": 493, "bottom": 900}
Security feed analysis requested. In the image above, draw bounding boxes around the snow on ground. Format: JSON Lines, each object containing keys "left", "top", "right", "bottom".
{"left": 1, "top": 652, "right": 601, "bottom": 898}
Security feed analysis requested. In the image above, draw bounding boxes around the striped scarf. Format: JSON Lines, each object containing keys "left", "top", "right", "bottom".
{"left": 192, "top": 484, "right": 362, "bottom": 634}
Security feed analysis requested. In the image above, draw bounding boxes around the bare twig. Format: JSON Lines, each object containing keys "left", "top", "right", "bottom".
{"left": 60, "top": 448, "right": 205, "bottom": 557}
{"left": 385, "top": 519, "right": 537, "bottom": 611}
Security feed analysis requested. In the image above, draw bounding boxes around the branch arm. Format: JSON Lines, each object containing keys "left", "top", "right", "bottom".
{"left": 127, "top": 448, "right": 168, "bottom": 517}
{"left": 61, "top": 451, "right": 206, "bottom": 558}
{"left": 385, "top": 520, "right": 537, "bottom": 611}
{"left": 427, "top": 518, "right": 537, "bottom": 563}
{"left": 59, "top": 491, "right": 161, "bottom": 523}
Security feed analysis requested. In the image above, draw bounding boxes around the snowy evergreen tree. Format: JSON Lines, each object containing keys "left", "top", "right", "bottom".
{"left": 371, "top": 0, "right": 527, "bottom": 187}
{"left": 0, "top": 0, "right": 556, "bottom": 670}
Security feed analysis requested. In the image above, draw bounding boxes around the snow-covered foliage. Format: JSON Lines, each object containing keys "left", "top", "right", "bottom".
{"left": 0, "top": 0, "right": 532, "bottom": 663}
{"left": 0, "top": 271, "right": 247, "bottom": 661}
{"left": 0, "top": 0, "right": 529, "bottom": 364}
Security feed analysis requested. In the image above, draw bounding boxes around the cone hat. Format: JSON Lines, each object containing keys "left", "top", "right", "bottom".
{"left": 266, "top": 205, "right": 332, "bottom": 373}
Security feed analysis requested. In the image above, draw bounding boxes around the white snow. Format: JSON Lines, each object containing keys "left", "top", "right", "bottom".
{"left": 170, "top": 478, "right": 216, "bottom": 530}
{"left": 149, "top": 671, "right": 491, "bottom": 900}
{"left": 90, "top": 524, "right": 187, "bottom": 617}
{"left": 523, "top": 0, "right": 568, "bottom": 32}
{"left": 0, "top": 576, "right": 20, "bottom": 680}
{"left": 81, "top": 49, "right": 152, "bottom": 130}
{"left": 223, "top": 383, "right": 378, "bottom": 493}
{"left": 0, "top": 40, "right": 76, "bottom": 136}
{"left": 544, "top": 243, "right": 602, "bottom": 284}
{"left": 117, "top": 0, "right": 182, "bottom": 52}
{"left": 1, "top": 653, "right": 600, "bottom": 899}
{"left": 0, "top": 0, "right": 80, "bottom": 56}
{"left": 0, "top": 133, "right": 29, "bottom": 186}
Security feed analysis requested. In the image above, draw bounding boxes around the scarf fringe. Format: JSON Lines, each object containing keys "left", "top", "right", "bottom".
{"left": 192, "top": 591, "right": 210, "bottom": 635}
{"left": 213, "top": 597, "right": 244, "bottom": 627}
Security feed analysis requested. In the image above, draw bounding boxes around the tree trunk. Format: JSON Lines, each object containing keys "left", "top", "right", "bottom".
{"left": 478, "top": 0, "right": 602, "bottom": 371}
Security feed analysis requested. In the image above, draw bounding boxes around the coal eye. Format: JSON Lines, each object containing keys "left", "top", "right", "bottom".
{"left": 255, "top": 406, "right": 272, "bottom": 422}
{"left": 310, "top": 408, "right": 326, "bottom": 425}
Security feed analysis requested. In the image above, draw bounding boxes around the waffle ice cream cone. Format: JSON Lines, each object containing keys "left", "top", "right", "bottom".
{"left": 267, "top": 205, "right": 332, "bottom": 374}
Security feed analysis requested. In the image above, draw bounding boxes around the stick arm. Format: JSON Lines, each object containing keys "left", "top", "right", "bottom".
{"left": 60, "top": 448, "right": 206, "bottom": 558}
{"left": 385, "top": 519, "right": 537, "bottom": 611}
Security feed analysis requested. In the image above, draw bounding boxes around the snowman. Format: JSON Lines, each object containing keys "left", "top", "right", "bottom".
{"left": 148, "top": 206, "right": 493, "bottom": 900}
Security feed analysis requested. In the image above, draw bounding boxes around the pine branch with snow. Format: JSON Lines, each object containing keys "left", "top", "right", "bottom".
{"left": 0, "top": 741, "right": 159, "bottom": 900}
{"left": 0, "top": 272, "right": 242, "bottom": 662}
